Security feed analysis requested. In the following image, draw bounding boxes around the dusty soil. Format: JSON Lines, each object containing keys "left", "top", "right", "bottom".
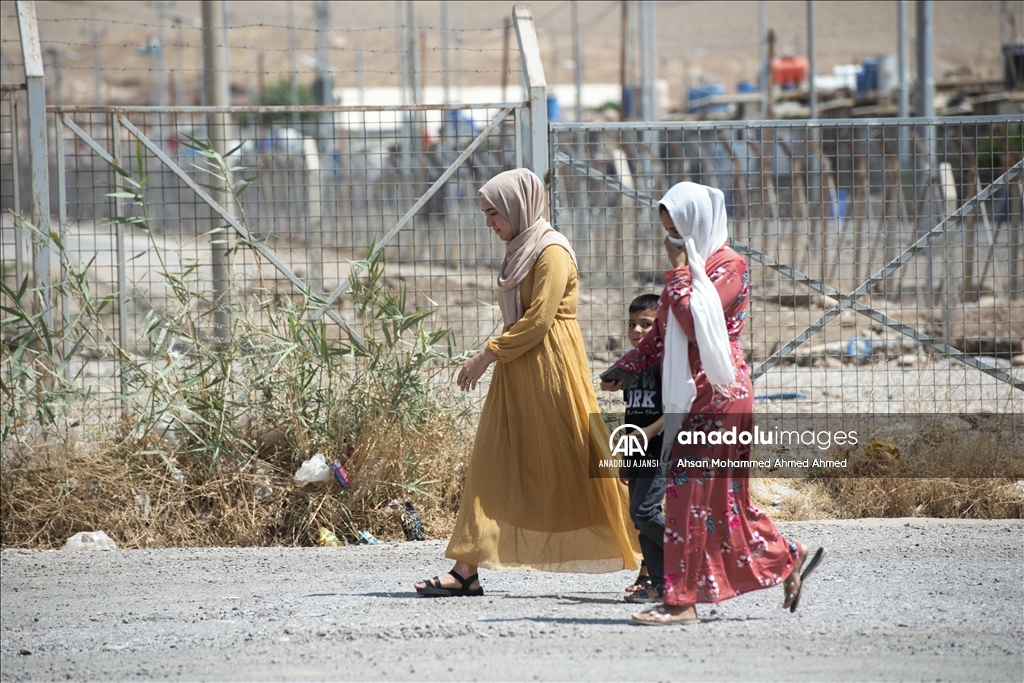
{"left": 2, "top": 519, "right": 1022, "bottom": 682}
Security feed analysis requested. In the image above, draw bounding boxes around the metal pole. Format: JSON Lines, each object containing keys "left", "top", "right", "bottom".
{"left": 202, "top": 0, "right": 235, "bottom": 339}
{"left": 456, "top": 19, "right": 463, "bottom": 101}
{"left": 807, "top": 0, "right": 816, "bottom": 118}
{"left": 639, "top": 0, "right": 656, "bottom": 120}
{"left": 288, "top": 0, "right": 298, "bottom": 126}
{"left": 502, "top": 17, "right": 511, "bottom": 103}
{"left": 357, "top": 45, "right": 366, "bottom": 106}
{"left": 442, "top": 0, "right": 451, "bottom": 104}
{"left": 221, "top": 1, "right": 230, "bottom": 92}
{"left": 112, "top": 113, "right": 129, "bottom": 397}
{"left": 766, "top": 29, "right": 775, "bottom": 120}
{"left": 406, "top": 1, "right": 420, "bottom": 105}
{"left": 620, "top": 1, "right": 627, "bottom": 118}
{"left": 92, "top": 21, "right": 102, "bottom": 105}
{"left": 513, "top": 6, "right": 548, "bottom": 179}
{"left": 397, "top": 2, "right": 407, "bottom": 106}
{"left": 17, "top": 0, "right": 52, "bottom": 327}
{"left": 760, "top": 0, "right": 768, "bottom": 119}
{"left": 898, "top": 0, "right": 909, "bottom": 118}
{"left": 315, "top": 0, "right": 332, "bottom": 105}
{"left": 174, "top": 16, "right": 185, "bottom": 106}
{"left": 572, "top": 0, "right": 583, "bottom": 121}
{"left": 916, "top": 0, "right": 934, "bottom": 117}
{"left": 49, "top": 48, "right": 63, "bottom": 106}
{"left": 156, "top": 1, "right": 167, "bottom": 107}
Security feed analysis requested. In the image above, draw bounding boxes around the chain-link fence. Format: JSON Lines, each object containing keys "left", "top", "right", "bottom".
{"left": 2, "top": 104, "right": 1022, "bottom": 413}
{"left": 551, "top": 116, "right": 1023, "bottom": 413}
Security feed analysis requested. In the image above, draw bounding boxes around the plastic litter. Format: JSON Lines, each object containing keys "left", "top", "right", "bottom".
{"left": 63, "top": 531, "right": 118, "bottom": 551}
{"left": 134, "top": 488, "right": 151, "bottom": 519}
{"left": 254, "top": 485, "right": 273, "bottom": 499}
{"left": 328, "top": 460, "right": 350, "bottom": 488}
{"left": 755, "top": 392, "right": 809, "bottom": 403}
{"left": 318, "top": 527, "right": 342, "bottom": 547}
{"left": 401, "top": 502, "right": 426, "bottom": 541}
{"left": 358, "top": 531, "right": 381, "bottom": 544}
{"left": 294, "top": 453, "right": 332, "bottom": 486}
{"left": 844, "top": 336, "right": 873, "bottom": 362}
{"left": 168, "top": 463, "right": 185, "bottom": 486}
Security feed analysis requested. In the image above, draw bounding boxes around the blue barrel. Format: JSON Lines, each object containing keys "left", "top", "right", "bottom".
{"left": 547, "top": 94, "right": 561, "bottom": 121}
{"left": 688, "top": 83, "right": 726, "bottom": 114}
{"left": 621, "top": 86, "right": 634, "bottom": 118}
{"left": 857, "top": 58, "right": 879, "bottom": 92}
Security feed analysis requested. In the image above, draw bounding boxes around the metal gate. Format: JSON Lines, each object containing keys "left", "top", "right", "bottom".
{"left": 550, "top": 117, "right": 1024, "bottom": 413}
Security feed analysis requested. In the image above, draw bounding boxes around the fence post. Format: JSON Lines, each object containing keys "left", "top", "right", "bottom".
{"left": 513, "top": 5, "right": 548, "bottom": 180}
{"left": 202, "top": 0, "right": 235, "bottom": 340}
{"left": 16, "top": 0, "right": 51, "bottom": 327}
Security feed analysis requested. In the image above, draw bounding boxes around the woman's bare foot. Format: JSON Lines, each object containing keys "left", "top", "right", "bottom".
{"left": 631, "top": 603, "right": 698, "bottom": 626}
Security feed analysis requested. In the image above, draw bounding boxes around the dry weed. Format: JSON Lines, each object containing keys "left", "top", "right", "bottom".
{"left": 1, "top": 408, "right": 472, "bottom": 549}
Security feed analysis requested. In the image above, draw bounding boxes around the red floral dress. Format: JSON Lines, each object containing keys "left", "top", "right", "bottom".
{"left": 613, "top": 246, "right": 800, "bottom": 605}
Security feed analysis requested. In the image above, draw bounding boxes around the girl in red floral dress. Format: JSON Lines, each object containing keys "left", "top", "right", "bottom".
{"left": 603, "top": 182, "right": 825, "bottom": 625}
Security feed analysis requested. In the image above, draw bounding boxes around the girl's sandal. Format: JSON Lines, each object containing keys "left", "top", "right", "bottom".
{"left": 630, "top": 604, "right": 699, "bottom": 626}
{"left": 783, "top": 546, "right": 826, "bottom": 612}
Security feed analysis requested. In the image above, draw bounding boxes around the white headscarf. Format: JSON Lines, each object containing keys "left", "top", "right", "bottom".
{"left": 479, "top": 169, "right": 578, "bottom": 327}
{"left": 659, "top": 182, "right": 738, "bottom": 456}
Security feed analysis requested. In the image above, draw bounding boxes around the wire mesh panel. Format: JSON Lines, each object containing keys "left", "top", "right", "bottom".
{"left": 50, "top": 103, "right": 522, "bottom": 401}
{"left": 551, "top": 117, "right": 1024, "bottom": 414}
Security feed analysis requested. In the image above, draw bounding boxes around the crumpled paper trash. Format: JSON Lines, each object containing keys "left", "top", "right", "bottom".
{"left": 63, "top": 531, "right": 118, "bottom": 551}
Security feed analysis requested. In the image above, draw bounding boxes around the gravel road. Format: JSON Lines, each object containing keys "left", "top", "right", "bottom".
{"left": 2, "top": 519, "right": 1021, "bottom": 682}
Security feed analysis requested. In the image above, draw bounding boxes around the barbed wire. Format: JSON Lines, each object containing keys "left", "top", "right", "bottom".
{"left": 1, "top": 16, "right": 509, "bottom": 33}
{"left": 0, "top": 37, "right": 509, "bottom": 55}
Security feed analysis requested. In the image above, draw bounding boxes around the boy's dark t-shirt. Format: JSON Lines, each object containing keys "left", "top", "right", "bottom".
{"left": 623, "top": 362, "right": 663, "bottom": 471}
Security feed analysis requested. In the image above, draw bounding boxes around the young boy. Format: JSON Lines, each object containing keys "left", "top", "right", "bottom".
{"left": 601, "top": 294, "right": 666, "bottom": 603}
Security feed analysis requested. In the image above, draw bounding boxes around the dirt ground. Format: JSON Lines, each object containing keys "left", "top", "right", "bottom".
{"left": 2, "top": 519, "right": 1022, "bottom": 682}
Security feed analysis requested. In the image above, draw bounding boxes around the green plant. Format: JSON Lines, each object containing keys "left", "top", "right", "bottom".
{"left": 1, "top": 135, "right": 474, "bottom": 547}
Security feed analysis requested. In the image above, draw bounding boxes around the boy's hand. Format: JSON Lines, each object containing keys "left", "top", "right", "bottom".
{"left": 600, "top": 379, "right": 622, "bottom": 392}
{"left": 665, "top": 236, "right": 689, "bottom": 268}
{"left": 641, "top": 416, "right": 665, "bottom": 443}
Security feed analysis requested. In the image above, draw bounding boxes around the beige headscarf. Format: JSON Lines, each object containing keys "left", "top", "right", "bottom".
{"left": 479, "top": 169, "right": 578, "bottom": 327}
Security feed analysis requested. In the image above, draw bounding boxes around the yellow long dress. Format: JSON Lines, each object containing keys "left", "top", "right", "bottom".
{"left": 446, "top": 245, "right": 640, "bottom": 572}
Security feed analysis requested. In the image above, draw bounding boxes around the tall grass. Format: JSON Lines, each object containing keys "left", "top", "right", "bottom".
{"left": 1, "top": 138, "right": 473, "bottom": 548}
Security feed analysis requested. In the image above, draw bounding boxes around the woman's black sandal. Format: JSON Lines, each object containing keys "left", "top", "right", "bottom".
{"left": 416, "top": 570, "right": 484, "bottom": 597}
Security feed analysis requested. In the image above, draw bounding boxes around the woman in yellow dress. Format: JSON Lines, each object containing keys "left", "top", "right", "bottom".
{"left": 415, "top": 168, "right": 638, "bottom": 596}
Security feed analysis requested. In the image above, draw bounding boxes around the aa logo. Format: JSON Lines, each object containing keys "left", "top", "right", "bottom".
{"left": 609, "top": 424, "right": 648, "bottom": 458}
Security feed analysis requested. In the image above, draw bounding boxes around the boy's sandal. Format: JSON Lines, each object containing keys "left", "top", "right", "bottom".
{"left": 630, "top": 604, "right": 699, "bottom": 626}
{"left": 625, "top": 575, "right": 654, "bottom": 594}
{"left": 624, "top": 581, "right": 663, "bottom": 603}
{"left": 415, "top": 569, "right": 483, "bottom": 597}
{"left": 624, "top": 562, "right": 650, "bottom": 593}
